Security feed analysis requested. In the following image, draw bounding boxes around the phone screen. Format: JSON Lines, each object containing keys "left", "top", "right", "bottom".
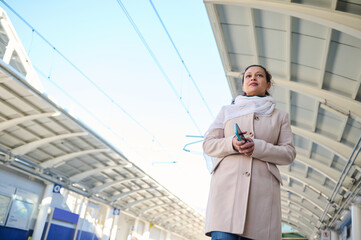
{"left": 235, "top": 123, "right": 248, "bottom": 142}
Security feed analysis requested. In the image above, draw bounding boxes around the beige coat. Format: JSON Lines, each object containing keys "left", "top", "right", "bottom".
{"left": 203, "top": 109, "right": 296, "bottom": 240}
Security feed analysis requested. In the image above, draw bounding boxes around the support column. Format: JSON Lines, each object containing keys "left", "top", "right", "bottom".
{"left": 159, "top": 230, "right": 165, "bottom": 240}
{"left": 351, "top": 204, "right": 361, "bottom": 240}
{"left": 131, "top": 218, "right": 139, "bottom": 239}
{"left": 75, "top": 199, "right": 89, "bottom": 240}
{"left": 330, "top": 230, "right": 339, "bottom": 240}
{"left": 32, "top": 183, "right": 54, "bottom": 240}
{"left": 75, "top": 196, "right": 85, "bottom": 215}
{"left": 142, "top": 221, "right": 150, "bottom": 240}
{"left": 101, "top": 207, "right": 112, "bottom": 240}
{"left": 165, "top": 231, "right": 171, "bottom": 240}
{"left": 61, "top": 188, "right": 69, "bottom": 209}
{"left": 109, "top": 212, "right": 119, "bottom": 240}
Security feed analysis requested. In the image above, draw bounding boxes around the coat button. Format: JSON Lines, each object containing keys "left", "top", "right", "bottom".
{"left": 249, "top": 132, "right": 253, "bottom": 137}
{"left": 254, "top": 116, "right": 259, "bottom": 120}
{"left": 244, "top": 172, "right": 251, "bottom": 177}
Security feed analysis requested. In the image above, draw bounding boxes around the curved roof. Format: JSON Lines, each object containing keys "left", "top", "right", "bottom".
{"left": 0, "top": 8, "right": 206, "bottom": 240}
{"left": 204, "top": 0, "right": 361, "bottom": 238}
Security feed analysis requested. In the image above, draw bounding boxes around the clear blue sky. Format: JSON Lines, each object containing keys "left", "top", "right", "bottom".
{"left": 2, "top": 0, "right": 233, "bottom": 214}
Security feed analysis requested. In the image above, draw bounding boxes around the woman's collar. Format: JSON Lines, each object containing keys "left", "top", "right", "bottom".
{"left": 244, "top": 93, "right": 266, "bottom": 97}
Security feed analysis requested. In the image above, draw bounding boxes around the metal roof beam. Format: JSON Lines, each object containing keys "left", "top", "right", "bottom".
{"left": 281, "top": 208, "right": 317, "bottom": 227}
{"left": 280, "top": 171, "right": 341, "bottom": 204}
{"left": 12, "top": 132, "right": 87, "bottom": 155}
{"left": 168, "top": 220, "right": 202, "bottom": 233}
{"left": 205, "top": 3, "right": 239, "bottom": 97}
{"left": 152, "top": 209, "right": 175, "bottom": 222}
{"left": 247, "top": 7, "right": 259, "bottom": 64}
{"left": 306, "top": 142, "right": 313, "bottom": 159}
{"left": 319, "top": 103, "right": 349, "bottom": 142}
{"left": 282, "top": 218, "right": 312, "bottom": 237}
{"left": 310, "top": 101, "right": 320, "bottom": 133}
{"left": 0, "top": 75, "right": 12, "bottom": 83}
{"left": 140, "top": 203, "right": 171, "bottom": 215}
{"left": 69, "top": 164, "right": 126, "bottom": 182}
{"left": 337, "top": 117, "right": 349, "bottom": 143}
{"left": 283, "top": 216, "right": 314, "bottom": 234}
{"left": 282, "top": 199, "right": 324, "bottom": 221}
{"left": 165, "top": 215, "right": 194, "bottom": 229}
{"left": 0, "top": 16, "right": 40, "bottom": 88}
{"left": 40, "top": 149, "right": 109, "bottom": 168}
{"left": 304, "top": 166, "right": 309, "bottom": 179}
{"left": 0, "top": 112, "right": 55, "bottom": 132}
{"left": 92, "top": 176, "right": 144, "bottom": 192}
{"left": 284, "top": 0, "right": 292, "bottom": 121}
{"left": 284, "top": 8, "right": 292, "bottom": 134}
{"left": 204, "top": 0, "right": 361, "bottom": 39}
{"left": 318, "top": 28, "right": 332, "bottom": 88}
{"left": 281, "top": 190, "right": 330, "bottom": 218}
{"left": 122, "top": 196, "right": 161, "bottom": 210}
{"left": 284, "top": 11, "right": 291, "bottom": 115}
{"left": 291, "top": 126, "right": 358, "bottom": 166}
{"left": 352, "top": 73, "right": 361, "bottom": 100}
{"left": 285, "top": 89, "right": 291, "bottom": 116}
{"left": 285, "top": 15, "right": 291, "bottom": 82}
{"left": 282, "top": 213, "right": 316, "bottom": 230}
{"left": 275, "top": 78, "right": 361, "bottom": 122}
{"left": 160, "top": 211, "right": 200, "bottom": 228}
{"left": 284, "top": 152, "right": 353, "bottom": 189}
{"left": 110, "top": 187, "right": 156, "bottom": 202}
{"left": 281, "top": 185, "right": 327, "bottom": 213}
{"left": 160, "top": 213, "right": 181, "bottom": 225}
{"left": 281, "top": 206, "right": 318, "bottom": 226}
{"left": 331, "top": 0, "right": 338, "bottom": 10}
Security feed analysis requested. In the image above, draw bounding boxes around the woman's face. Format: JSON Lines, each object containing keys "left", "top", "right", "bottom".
{"left": 242, "top": 66, "right": 271, "bottom": 96}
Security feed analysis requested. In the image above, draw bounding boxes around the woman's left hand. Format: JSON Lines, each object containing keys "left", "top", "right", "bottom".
{"left": 239, "top": 138, "right": 254, "bottom": 156}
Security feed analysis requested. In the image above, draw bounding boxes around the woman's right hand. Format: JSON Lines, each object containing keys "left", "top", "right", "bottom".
{"left": 232, "top": 131, "right": 247, "bottom": 151}
{"left": 232, "top": 132, "right": 254, "bottom": 156}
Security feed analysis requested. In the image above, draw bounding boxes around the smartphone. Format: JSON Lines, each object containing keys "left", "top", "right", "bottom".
{"left": 235, "top": 123, "right": 248, "bottom": 142}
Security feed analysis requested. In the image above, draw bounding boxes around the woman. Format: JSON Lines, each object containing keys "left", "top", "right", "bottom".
{"left": 203, "top": 65, "right": 296, "bottom": 240}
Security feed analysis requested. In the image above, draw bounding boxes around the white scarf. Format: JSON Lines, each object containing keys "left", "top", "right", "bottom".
{"left": 206, "top": 95, "right": 275, "bottom": 134}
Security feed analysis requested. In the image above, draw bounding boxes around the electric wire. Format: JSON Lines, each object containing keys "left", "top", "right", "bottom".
{"left": 149, "top": 0, "right": 215, "bottom": 119}
{"left": 2, "top": 0, "right": 203, "bottom": 163}
{"left": 34, "top": 66, "right": 127, "bottom": 146}
{"left": 27, "top": 29, "right": 35, "bottom": 56}
{"left": 36, "top": 66, "right": 175, "bottom": 166}
{"left": 0, "top": 0, "right": 159, "bottom": 142}
{"left": 115, "top": 0, "right": 203, "bottom": 135}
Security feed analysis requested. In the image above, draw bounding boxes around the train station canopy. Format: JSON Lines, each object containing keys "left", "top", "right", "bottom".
{"left": 204, "top": 0, "right": 361, "bottom": 238}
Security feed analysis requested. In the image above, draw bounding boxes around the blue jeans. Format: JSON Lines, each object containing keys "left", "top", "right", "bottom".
{"left": 211, "top": 231, "right": 253, "bottom": 240}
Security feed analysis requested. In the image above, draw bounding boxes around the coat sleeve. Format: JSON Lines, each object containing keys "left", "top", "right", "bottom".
{"left": 203, "top": 128, "right": 237, "bottom": 158}
{"left": 252, "top": 113, "right": 296, "bottom": 165}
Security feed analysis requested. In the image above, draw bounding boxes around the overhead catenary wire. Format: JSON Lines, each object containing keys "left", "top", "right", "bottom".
{"left": 149, "top": 0, "right": 215, "bottom": 119}
{"left": 26, "top": 29, "right": 35, "bottom": 56}
{"left": 37, "top": 65, "right": 175, "bottom": 166}
{"left": 0, "top": 0, "right": 159, "bottom": 143}
{"left": 34, "top": 66, "right": 127, "bottom": 147}
{"left": 115, "top": 0, "right": 203, "bottom": 135}
{"left": 149, "top": 0, "right": 214, "bottom": 152}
